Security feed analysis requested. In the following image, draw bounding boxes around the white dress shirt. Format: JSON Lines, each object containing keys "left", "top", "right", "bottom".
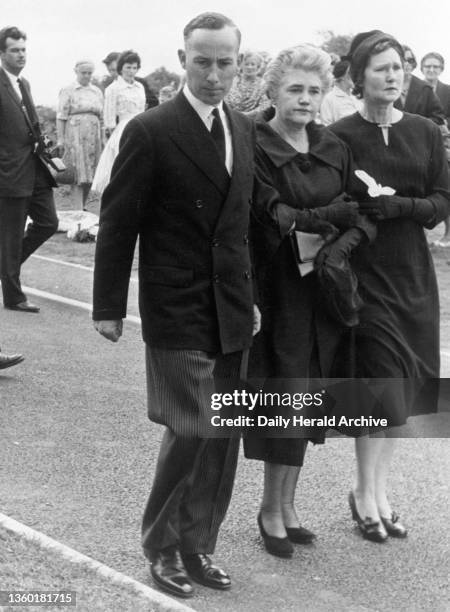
{"left": 3, "top": 67, "right": 23, "bottom": 99}
{"left": 183, "top": 84, "right": 233, "bottom": 175}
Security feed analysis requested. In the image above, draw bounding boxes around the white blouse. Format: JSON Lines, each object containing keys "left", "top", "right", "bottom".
{"left": 103, "top": 76, "right": 146, "bottom": 130}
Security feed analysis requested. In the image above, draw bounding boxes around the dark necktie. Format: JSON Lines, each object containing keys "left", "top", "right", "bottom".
{"left": 210, "top": 107, "right": 226, "bottom": 165}
{"left": 17, "top": 77, "right": 38, "bottom": 129}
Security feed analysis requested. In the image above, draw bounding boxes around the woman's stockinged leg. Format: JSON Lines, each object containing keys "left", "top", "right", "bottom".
{"left": 374, "top": 436, "right": 397, "bottom": 517}
{"left": 353, "top": 432, "right": 386, "bottom": 521}
{"left": 281, "top": 464, "right": 302, "bottom": 528}
{"left": 260, "top": 462, "right": 291, "bottom": 537}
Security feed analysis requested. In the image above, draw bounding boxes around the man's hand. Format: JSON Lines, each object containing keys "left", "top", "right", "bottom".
{"left": 94, "top": 319, "right": 123, "bottom": 342}
{"left": 253, "top": 304, "right": 261, "bottom": 336}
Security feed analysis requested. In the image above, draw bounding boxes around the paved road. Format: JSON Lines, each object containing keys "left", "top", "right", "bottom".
{"left": 1, "top": 255, "right": 449, "bottom": 612}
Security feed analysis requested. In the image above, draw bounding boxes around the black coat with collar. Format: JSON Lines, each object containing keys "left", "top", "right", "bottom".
{"left": 394, "top": 75, "right": 445, "bottom": 125}
{"left": 93, "top": 91, "right": 256, "bottom": 354}
{"left": 0, "top": 67, "right": 55, "bottom": 197}
{"left": 435, "top": 80, "right": 450, "bottom": 126}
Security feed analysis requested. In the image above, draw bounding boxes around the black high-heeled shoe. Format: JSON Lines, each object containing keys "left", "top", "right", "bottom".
{"left": 348, "top": 492, "right": 388, "bottom": 543}
{"left": 381, "top": 512, "right": 407, "bottom": 538}
{"left": 285, "top": 525, "right": 316, "bottom": 544}
{"left": 257, "top": 513, "right": 294, "bottom": 558}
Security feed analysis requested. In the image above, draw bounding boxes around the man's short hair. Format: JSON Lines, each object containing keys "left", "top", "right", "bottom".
{"left": 0, "top": 26, "right": 26, "bottom": 52}
{"left": 183, "top": 12, "right": 241, "bottom": 46}
{"left": 103, "top": 51, "right": 120, "bottom": 66}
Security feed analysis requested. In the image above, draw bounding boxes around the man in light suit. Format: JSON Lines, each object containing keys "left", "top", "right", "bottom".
{"left": 0, "top": 26, "right": 58, "bottom": 312}
{"left": 93, "top": 12, "right": 259, "bottom": 599}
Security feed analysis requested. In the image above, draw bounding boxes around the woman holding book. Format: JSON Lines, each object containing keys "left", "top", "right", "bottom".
{"left": 246, "top": 44, "right": 374, "bottom": 557}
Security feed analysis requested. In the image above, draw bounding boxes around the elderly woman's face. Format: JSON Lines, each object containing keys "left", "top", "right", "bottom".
{"left": 75, "top": 64, "right": 94, "bottom": 86}
{"left": 362, "top": 47, "right": 403, "bottom": 104}
{"left": 274, "top": 68, "right": 324, "bottom": 128}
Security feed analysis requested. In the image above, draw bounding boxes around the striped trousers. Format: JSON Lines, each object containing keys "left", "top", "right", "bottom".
{"left": 142, "top": 346, "right": 242, "bottom": 555}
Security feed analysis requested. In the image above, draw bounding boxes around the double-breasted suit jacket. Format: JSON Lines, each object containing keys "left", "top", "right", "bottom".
{"left": 93, "top": 91, "right": 256, "bottom": 355}
{"left": 0, "top": 67, "right": 55, "bottom": 196}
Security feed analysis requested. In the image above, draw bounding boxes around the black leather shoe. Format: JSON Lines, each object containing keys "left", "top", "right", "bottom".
{"left": 348, "top": 492, "right": 387, "bottom": 543}
{"left": 5, "top": 301, "right": 40, "bottom": 313}
{"left": 0, "top": 352, "right": 24, "bottom": 370}
{"left": 381, "top": 512, "right": 408, "bottom": 538}
{"left": 150, "top": 547, "right": 194, "bottom": 599}
{"left": 257, "top": 512, "right": 294, "bottom": 558}
{"left": 182, "top": 553, "right": 231, "bottom": 590}
{"left": 285, "top": 525, "right": 316, "bottom": 544}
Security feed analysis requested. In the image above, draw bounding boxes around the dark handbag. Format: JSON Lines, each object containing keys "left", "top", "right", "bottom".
{"left": 315, "top": 246, "right": 363, "bottom": 327}
{"left": 54, "top": 162, "right": 76, "bottom": 185}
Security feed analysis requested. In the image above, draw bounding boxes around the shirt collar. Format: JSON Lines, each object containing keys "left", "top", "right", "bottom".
{"left": 73, "top": 80, "right": 97, "bottom": 90}
{"left": 117, "top": 75, "right": 142, "bottom": 89}
{"left": 3, "top": 67, "right": 22, "bottom": 87}
{"left": 183, "top": 83, "right": 224, "bottom": 123}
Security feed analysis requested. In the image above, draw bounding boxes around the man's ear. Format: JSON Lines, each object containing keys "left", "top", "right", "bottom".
{"left": 237, "top": 52, "right": 244, "bottom": 67}
{"left": 178, "top": 49, "right": 186, "bottom": 70}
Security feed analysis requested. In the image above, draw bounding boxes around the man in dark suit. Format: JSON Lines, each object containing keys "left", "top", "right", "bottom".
{"left": 93, "top": 12, "right": 259, "bottom": 599}
{"left": 0, "top": 26, "right": 58, "bottom": 312}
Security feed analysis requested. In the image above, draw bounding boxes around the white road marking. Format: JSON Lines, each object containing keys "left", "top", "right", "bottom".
{"left": 30, "top": 254, "right": 138, "bottom": 282}
{"left": 22, "top": 286, "right": 141, "bottom": 325}
{"left": 31, "top": 254, "right": 95, "bottom": 272}
{"left": 0, "top": 513, "right": 195, "bottom": 612}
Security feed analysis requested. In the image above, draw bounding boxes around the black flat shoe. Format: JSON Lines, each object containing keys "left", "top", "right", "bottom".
{"left": 257, "top": 512, "right": 293, "bottom": 558}
{"left": 381, "top": 512, "right": 408, "bottom": 538}
{"left": 285, "top": 525, "right": 316, "bottom": 544}
{"left": 348, "top": 492, "right": 387, "bottom": 543}
{"left": 150, "top": 547, "right": 194, "bottom": 599}
{"left": 182, "top": 553, "right": 231, "bottom": 590}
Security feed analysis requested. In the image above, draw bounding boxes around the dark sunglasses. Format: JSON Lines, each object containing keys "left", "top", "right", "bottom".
{"left": 404, "top": 57, "right": 415, "bottom": 64}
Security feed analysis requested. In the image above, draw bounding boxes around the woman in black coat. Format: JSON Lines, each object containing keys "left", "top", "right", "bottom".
{"left": 246, "top": 44, "right": 374, "bottom": 557}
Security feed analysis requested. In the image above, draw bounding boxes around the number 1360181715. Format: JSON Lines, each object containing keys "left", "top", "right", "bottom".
{"left": 0, "top": 591, "right": 76, "bottom": 606}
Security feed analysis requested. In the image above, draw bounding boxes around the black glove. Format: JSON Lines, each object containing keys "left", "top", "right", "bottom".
{"left": 314, "top": 194, "right": 361, "bottom": 229}
{"left": 359, "top": 195, "right": 436, "bottom": 224}
{"left": 293, "top": 209, "right": 339, "bottom": 243}
{"left": 315, "top": 228, "right": 364, "bottom": 268}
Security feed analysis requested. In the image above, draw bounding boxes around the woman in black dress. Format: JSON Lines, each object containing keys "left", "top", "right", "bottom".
{"left": 245, "top": 44, "right": 374, "bottom": 557}
{"left": 330, "top": 31, "right": 450, "bottom": 542}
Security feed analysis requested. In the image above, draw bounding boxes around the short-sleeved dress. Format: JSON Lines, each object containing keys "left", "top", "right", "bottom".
{"left": 244, "top": 118, "right": 359, "bottom": 466}
{"left": 330, "top": 112, "right": 450, "bottom": 425}
{"left": 91, "top": 77, "right": 146, "bottom": 194}
{"left": 57, "top": 82, "right": 103, "bottom": 184}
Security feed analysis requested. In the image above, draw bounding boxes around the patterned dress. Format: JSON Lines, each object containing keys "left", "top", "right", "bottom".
{"left": 225, "top": 76, "right": 271, "bottom": 113}
{"left": 57, "top": 82, "right": 103, "bottom": 184}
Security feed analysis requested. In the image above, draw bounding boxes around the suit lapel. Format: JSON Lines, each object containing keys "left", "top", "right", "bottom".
{"left": 213, "top": 108, "right": 253, "bottom": 231}
{"left": 169, "top": 93, "right": 230, "bottom": 195}
{"left": 0, "top": 67, "right": 24, "bottom": 111}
